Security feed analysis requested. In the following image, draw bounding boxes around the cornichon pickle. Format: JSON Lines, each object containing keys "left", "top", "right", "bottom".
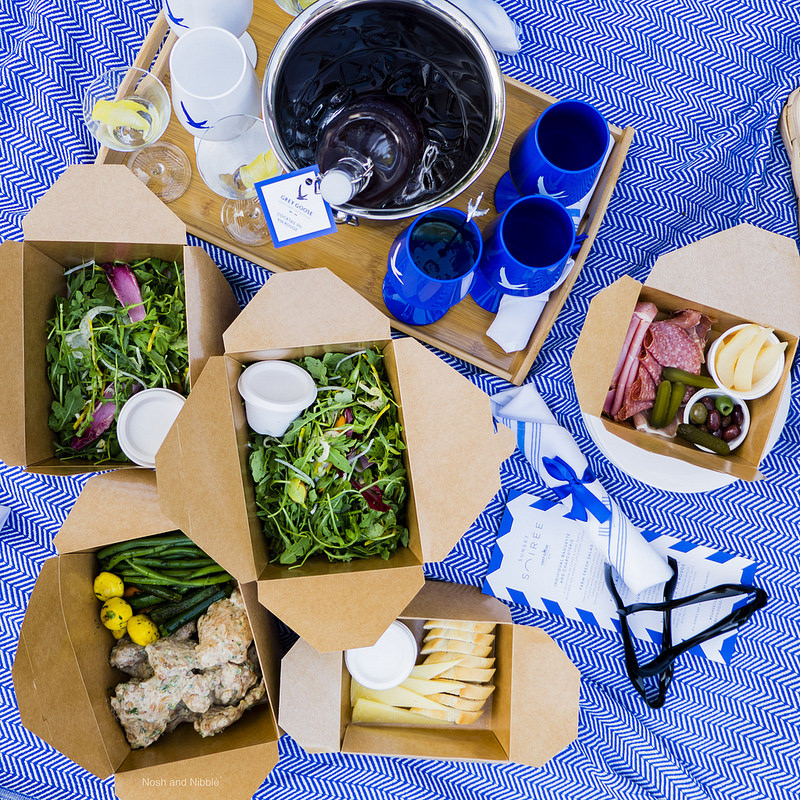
{"left": 677, "top": 423, "right": 731, "bottom": 455}
{"left": 649, "top": 379, "right": 672, "bottom": 428}
{"left": 660, "top": 367, "right": 716, "bottom": 389}
{"left": 663, "top": 381, "right": 685, "bottom": 427}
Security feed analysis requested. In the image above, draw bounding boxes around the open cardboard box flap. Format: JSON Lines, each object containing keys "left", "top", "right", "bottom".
{"left": 22, "top": 165, "right": 186, "bottom": 254}
{"left": 54, "top": 470, "right": 174, "bottom": 553}
{"left": 223, "top": 268, "right": 390, "bottom": 355}
{"left": 279, "top": 582, "right": 580, "bottom": 767}
{"left": 13, "top": 471, "right": 282, "bottom": 799}
{"left": 158, "top": 269, "right": 514, "bottom": 652}
{"left": 645, "top": 224, "right": 800, "bottom": 336}
{"left": 571, "top": 225, "right": 800, "bottom": 481}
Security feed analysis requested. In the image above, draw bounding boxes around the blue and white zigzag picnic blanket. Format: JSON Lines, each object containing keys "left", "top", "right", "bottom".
{"left": 1, "top": 1, "right": 799, "bottom": 798}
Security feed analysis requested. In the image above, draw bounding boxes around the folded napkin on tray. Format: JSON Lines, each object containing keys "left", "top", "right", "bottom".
{"left": 492, "top": 383, "right": 673, "bottom": 595}
{"left": 486, "top": 140, "right": 614, "bottom": 354}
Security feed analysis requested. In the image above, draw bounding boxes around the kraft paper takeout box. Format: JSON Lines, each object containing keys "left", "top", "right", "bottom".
{"left": 279, "top": 580, "right": 580, "bottom": 767}
{"left": 12, "top": 470, "right": 282, "bottom": 800}
{"left": 572, "top": 224, "right": 800, "bottom": 481}
{"left": 0, "top": 164, "right": 240, "bottom": 475}
{"left": 156, "top": 268, "right": 516, "bottom": 653}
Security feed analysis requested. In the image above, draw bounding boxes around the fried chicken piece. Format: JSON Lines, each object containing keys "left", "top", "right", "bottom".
{"left": 164, "top": 701, "right": 199, "bottom": 734}
{"left": 195, "top": 589, "right": 253, "bottom": 669}
{"left": 204, "top": 660, "right": 259, "bottom": 706}
{"left": 146, "top": 637, "right": 200, "bottom": 678}
{"left": 193, "top": 682, "right": 265, "bottom": 738}
{"left": 111, "top": 673, "right": 189, "bottom": 748}
{"left": 109, "top": 639, "right": 154, "bottom": 680}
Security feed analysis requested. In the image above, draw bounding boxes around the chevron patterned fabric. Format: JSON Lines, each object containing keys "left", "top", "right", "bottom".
{"left": 1, "top": 0, "right": 799, "bottom": 798}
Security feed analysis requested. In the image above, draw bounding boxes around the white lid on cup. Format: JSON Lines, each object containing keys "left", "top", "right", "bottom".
{"left": 344, "top": 621, "right": 418, "bottom": 690}
{"left": 237, "top": 360, "right": 317, "bottom": 437}
{"left": 117, "top": 388, "right": 186, "bottom": 468}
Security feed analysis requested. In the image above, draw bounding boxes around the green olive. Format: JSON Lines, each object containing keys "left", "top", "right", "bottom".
{"left": 715, "top": 395, "right": 735, "bottom": 416}
{"left": 689, "top": 403, "right": 708, "bottom": 425}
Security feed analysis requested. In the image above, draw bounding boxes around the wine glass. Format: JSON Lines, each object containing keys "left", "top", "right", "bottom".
{"left": 83, "top": 66, "right": 191, "bottom": 203}
{"left": 195, "top": 114, "right": 282, "bottom": 246}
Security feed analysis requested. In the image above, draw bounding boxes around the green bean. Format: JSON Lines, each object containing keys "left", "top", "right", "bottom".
{"left": 124, "top": 561, "right": 234, "bottom": 587}
{"left": 158, "top": 588, "right": 232, "bottom": 636}
{"left": 96, "top": 535, "right": 190, "bottom": 561}
{"left": 150, "top": 586, "right": 221, "bottom": 623}
{"left": 128, "top": 594, "right": 166, "bottom": 610}
{"left": 126, "top": 583, "right": 182, "bottom": 602}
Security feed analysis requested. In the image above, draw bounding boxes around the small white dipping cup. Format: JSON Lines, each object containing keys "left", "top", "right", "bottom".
{"left": 707, "top": 324, "right": 785, "bottom": 400}
{"left": 117, "top": 388, "right": 186, "bottom": 468}
{"left": 344, "top": 621, "right": 418, "bottom": 691}
{"left": 237, "top": 361, "right": 317, "bottom": 437}
{"left": 682, "top": 389, "right": 750, "bottom": 454}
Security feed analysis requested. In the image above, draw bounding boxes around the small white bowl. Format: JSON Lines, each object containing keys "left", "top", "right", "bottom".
{"left": 117, "top": 388, "right": 186, "bottom": 468}
{"left": 344, "top": 621, "right": 418, "bottom": 691}
{"left": 237, "top": 360, "right": 317, "bottom": 437}
{"left": 682, "top": 389, "right": 750, "bottom": 454}
{"left": 706, "top": 324, "right": 785, "bottom": 400}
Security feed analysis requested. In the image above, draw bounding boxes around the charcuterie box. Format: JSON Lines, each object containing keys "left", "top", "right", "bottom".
{"left": 572, "top": 224, "right": 800, "bottom": 482}
{"left": 0, "top": 165, "right": 240, "bottom": 476}
{"left": 155, "top": 268, "right": 515, "bottom": 653}
{"left": 12, "top": 471, "right": 282, "bottom": 800}
{"left": 95, "top": 8, "right": 633, "bottom": 386}
{"left": 279, "top": 580, "right": 580, "bottom": 767}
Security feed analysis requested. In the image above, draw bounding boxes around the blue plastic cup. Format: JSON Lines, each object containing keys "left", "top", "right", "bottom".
{"left": 470, "top": 195, "right": 580, "bottom": 313}
{"left": 382, "top": 207, "right": 483, "bottom": 326}
{"left": 495, "top": 99, "right": 610, "bottom": 212}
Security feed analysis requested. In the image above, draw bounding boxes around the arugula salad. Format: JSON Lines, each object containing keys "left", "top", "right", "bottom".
{"left": 248, "top": 349, "right": 409, "bottom": 567}
{"left": 45, "top": 258, "right": 189, "bottom": 462}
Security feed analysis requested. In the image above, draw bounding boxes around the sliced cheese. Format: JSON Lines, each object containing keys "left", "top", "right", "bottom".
{"left": 424, "top": 652, "right": 495, "bottom": 670}
{"left": 429, "top": 693, "right": 486, "bottom": 712}
{"left": 352, "top": 698, "right": 450, "bottom": 726}
{"left": 401, "top": 676, "right": 466, "bottom": 696}
{"left": 424, "top": 628, "right": 495, "bottom": 646}
{"left": 459, "top": 683, "right": 495, "bottom": 701}
{"left": 420, "top": 638, "right": 492, "bottom": 658}
{"left": 410, "top": 706, "right": 484, "bottom": 725}
{"left": 408, "top": 659, "right": 463, "bottom": 681}
{"left": 715, "top": 325, "right": 760, "bottom": 388}
{"left": 423, "top": 620, "right": 497, "bottom": 635}
{"left": 438, "top": 666, "right": 496, "bottom": 683}
{"left": 732, "top": 327, "right": 772, "bottom": 391}
{"left": 350, "top": 681, "right": 448, "bottom": 712}
{"left": 751, "top": 340, "right": 787, "bottom": 384}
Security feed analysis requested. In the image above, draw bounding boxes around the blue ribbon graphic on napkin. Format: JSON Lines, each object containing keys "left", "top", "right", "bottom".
{"left": 542, "top": 455, "right": 612, "bottom": 524}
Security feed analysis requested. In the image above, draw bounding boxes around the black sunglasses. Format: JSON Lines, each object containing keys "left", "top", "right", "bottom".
{"left": 605, "top": 557, "right": 768, "bottom": 708}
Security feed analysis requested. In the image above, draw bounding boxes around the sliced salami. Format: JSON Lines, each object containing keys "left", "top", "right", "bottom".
{"left": 617, "top": 364, "right": 656, "bottom": 420}
{"left": 644, "top": 320, "right": 702, "bottom": 374}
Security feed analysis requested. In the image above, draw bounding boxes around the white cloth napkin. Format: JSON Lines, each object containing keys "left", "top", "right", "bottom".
{"left": 492, "top": 383, "right": 674, "bottom": 594}
{"left": 486, "top": 258, "right": 576, "bottom": 352}
{"left": 486, "top": 138, "right": 614, "bottom": 353}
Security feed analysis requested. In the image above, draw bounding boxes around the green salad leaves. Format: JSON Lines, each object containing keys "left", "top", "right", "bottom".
{"left": 248, "top": 349, "right": 409, "bottom": 567}
{"left": 45, "top": 258, "right": 188, "bottom": 462}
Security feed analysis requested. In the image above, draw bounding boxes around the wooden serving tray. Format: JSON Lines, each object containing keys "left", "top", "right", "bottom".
{"left": 97, "top": 6, "right": 633, "bottom": 385}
